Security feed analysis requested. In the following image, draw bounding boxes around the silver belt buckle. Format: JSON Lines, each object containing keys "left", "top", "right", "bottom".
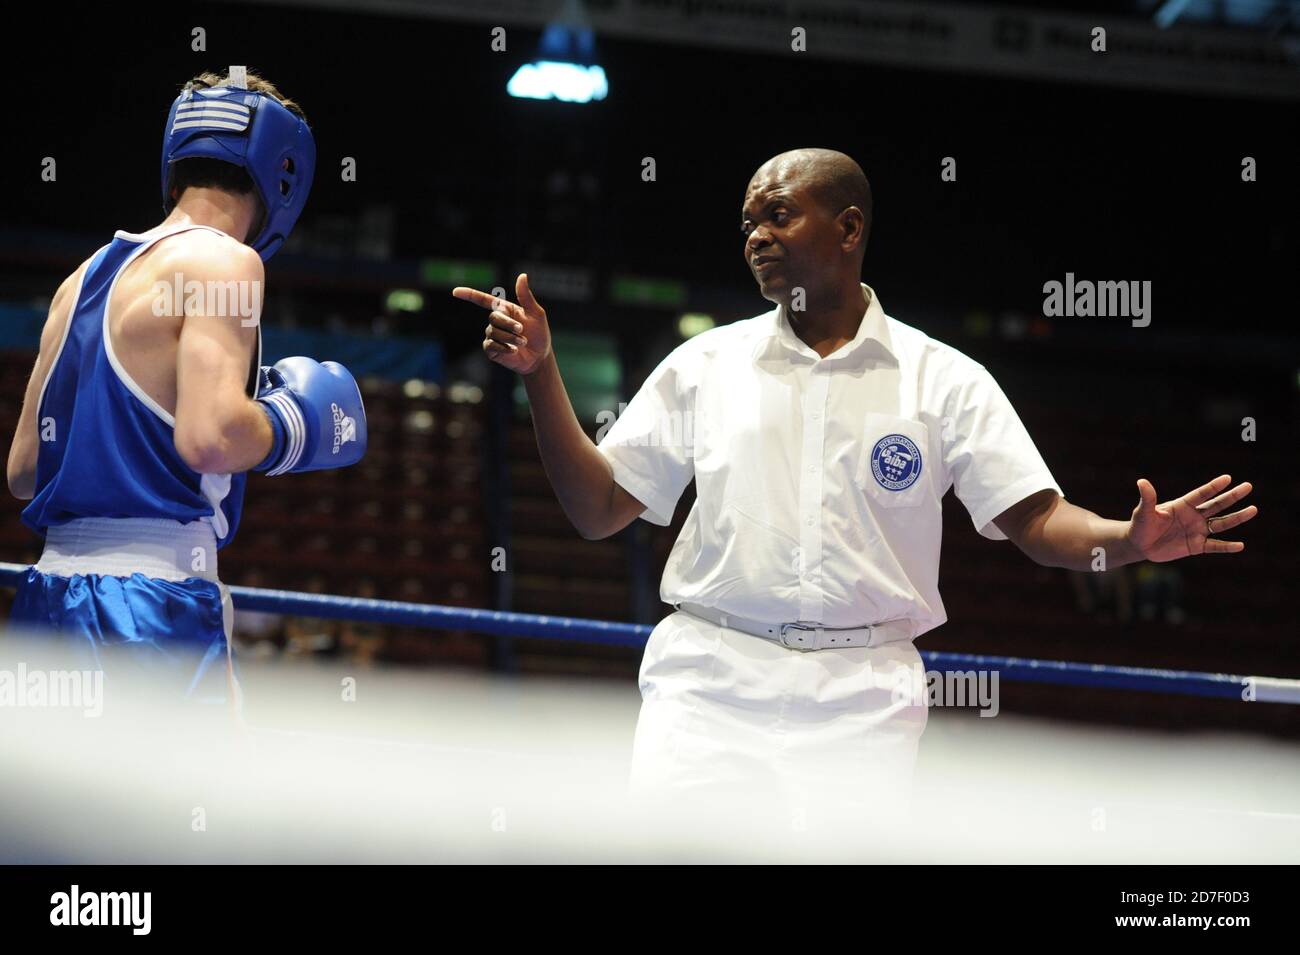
{"left": 779, "top": 622, "right": 823, "bottom": 651}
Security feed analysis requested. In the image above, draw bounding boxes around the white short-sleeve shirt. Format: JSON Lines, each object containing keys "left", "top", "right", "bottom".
{"left": 596, "top": 283, "right": 1063, "bottom": 639}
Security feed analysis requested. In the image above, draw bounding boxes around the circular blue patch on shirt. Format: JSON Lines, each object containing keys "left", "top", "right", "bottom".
{"left": 870, "top": 434, "right": 923, "bottom": 491}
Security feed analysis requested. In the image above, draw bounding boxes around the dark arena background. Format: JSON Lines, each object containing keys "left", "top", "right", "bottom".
{"left": 0, "top": 0, "right": 1296, "bottom": 883}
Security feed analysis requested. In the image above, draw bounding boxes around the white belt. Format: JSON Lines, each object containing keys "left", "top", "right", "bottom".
{"left": 35, "top": 517, "right": 220, "bottom": 583}
{"left": 675, "top": 602, "right": 913, "bottom": 651}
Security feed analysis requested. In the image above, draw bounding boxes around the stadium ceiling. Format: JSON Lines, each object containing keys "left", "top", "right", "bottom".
{"left": 227, "top": 0, "right": 1298, "bottom": 100}
{"left": 950, "top": 0, "right": 1298, "bottom": 34}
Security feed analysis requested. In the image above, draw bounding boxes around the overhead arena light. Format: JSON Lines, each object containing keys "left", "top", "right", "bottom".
{"left": 508, "top": 0, "right": 607, "bottom": 103}
{"left": 508, "top": 61, "right": 607, "bottom": 103}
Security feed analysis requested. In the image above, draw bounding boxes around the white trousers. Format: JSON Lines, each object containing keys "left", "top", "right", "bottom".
{"left": 629, "top": 610, "right": 928, "bottom": 828}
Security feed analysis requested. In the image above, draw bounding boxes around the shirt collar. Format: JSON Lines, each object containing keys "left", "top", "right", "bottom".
{"left": 759, "top": 283, "right": 896, "bottom": 366}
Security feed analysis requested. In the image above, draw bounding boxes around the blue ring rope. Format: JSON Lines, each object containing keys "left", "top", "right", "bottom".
{"left": 1, "top": 561, "right": 1295, "bottom": 703}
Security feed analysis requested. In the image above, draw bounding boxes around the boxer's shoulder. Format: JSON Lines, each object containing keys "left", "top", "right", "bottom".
{"left": 143, "top": 227, "right": 264, "bottom": 283}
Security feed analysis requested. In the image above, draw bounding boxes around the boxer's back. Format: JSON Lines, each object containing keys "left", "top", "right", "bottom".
{"left": 21, "top": 224, "right": 257, "bottom": 547}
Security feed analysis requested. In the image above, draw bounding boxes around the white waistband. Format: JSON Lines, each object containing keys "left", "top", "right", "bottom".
{"left": 35, "top": 517, "right": 220, "bottom": 583}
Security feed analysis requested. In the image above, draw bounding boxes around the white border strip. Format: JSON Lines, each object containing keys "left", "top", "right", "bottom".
{"left": 263, "top": 392, "right": 306, "bottom": 476}
{"left": 1249, "top": 677, "right": 1300, "bottom": 706}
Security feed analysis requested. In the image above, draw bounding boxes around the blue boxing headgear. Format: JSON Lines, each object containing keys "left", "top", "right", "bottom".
{"left": 161, "top": 78, "right": 315, "bottom": 260}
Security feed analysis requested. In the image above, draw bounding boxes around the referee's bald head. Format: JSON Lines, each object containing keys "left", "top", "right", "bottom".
{"left": 743, "top": 148, "right": 873, "bottom": 304}
{"left": 751, "top": 148, "right": 872, "bottom": 253}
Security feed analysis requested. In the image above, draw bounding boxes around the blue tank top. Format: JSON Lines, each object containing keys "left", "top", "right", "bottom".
{"left": 22, "top": 225, "right": 260, "bottom": 549}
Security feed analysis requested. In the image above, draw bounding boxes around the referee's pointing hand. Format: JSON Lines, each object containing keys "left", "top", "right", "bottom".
{"left": 452, "top": 273, "right": 551, "bottom": 376}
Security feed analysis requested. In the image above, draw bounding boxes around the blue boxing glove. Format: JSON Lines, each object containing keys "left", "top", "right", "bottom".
{"left": 254, "top": 357, "right": 368, "bottom": 475}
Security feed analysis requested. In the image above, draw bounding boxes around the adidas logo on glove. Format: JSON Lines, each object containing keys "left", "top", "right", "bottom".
{"left": 332, "top": 402, "right": 357, "bottom": 454}
{"left": 254, "top": 357, "right": 368, "bottom": 475}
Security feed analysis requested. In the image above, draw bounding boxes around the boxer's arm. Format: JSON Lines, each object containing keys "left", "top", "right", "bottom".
{"left": 7, "top": 270, "right": 80, "bottom": 499}
{"left": 522, "top": 352, "right": 647, "bottom": 540}
{"left": 173, "top": 243, "right": 274, "bottom": 474}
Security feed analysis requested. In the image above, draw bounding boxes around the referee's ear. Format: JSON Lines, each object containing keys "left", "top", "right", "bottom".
{"left": 838, "top": 205, "right": 869, "bottom": 255}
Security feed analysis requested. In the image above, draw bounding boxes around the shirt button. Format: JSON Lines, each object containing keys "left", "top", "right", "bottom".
{"left": 811, "top": 412, "right": 820, "bottom": 420}
{"left": 806, "top": 518, "right": 814, "bottom": 527}
{"left": 809, "top": 465, "right": 817, "bottom": 473}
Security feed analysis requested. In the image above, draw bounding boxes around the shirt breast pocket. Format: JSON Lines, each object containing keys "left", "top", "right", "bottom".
{"left": 855, "top": 412, "right": 933, "bottom": 509}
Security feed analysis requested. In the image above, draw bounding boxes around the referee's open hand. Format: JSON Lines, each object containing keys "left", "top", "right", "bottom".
{"left": 1127, "top": 473, "right": 1257, "bottom": 562}
{"left": 452, "top": 273, "right": 551, "bottom": 376}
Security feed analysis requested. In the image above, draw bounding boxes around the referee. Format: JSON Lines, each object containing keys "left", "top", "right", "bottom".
{"left": 453, "top": 148, "right": 1257, "bottom": 817}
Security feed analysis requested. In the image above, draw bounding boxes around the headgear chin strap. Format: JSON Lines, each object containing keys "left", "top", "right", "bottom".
{"left": 160, "top": 70, "right": 315, "bottom": 261}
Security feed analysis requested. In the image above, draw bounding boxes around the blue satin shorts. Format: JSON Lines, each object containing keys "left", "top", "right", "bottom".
{"left": 9, "top": 569, "right": 239, "bottom": 705}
